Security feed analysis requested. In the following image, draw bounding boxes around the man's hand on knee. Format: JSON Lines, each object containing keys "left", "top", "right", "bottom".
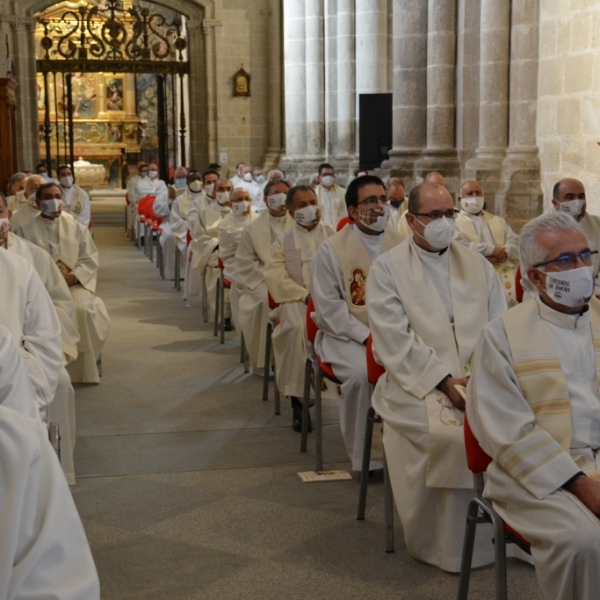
{"left": 567, "top": 475, "right": 600, "bottom": 517}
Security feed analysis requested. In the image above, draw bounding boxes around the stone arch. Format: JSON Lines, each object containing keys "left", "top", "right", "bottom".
{"left": 6, "top": 0, "right": 218, "bottom": 170}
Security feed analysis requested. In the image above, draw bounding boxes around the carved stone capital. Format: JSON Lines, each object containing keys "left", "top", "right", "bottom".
{"left": 7, "top": 15, "right": 37, "bottom": 33}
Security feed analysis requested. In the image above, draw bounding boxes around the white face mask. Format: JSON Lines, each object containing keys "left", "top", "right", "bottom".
{"left": 148, "top": 169, "right": 158, "bottom": 179}
{"left": 358, "top": 205, "right": 389, "bottom": 233}
{"left": 16, "top": 190, "right": 26, "bottom": 202}
{"left": 267, "top": 192, "right": 287, "bottom": 211}
{"left": 216, "top": 192, "right": 230, "bottom": 206}
{"left": 203, "top": 182, "right": 215, "bottom": 195}
{"left": 243, "top": 172, "right": 253, "bottom": 183}
{"left": 40, "top": 199, "right": 62, "bottom": 216}
{"left": 541, "top": 266, "right": 594, "bottom": 308}
{"left": 294, "top": 204, "right": 320, "bottom": 227}
{"left": 59, "top": 175, "right": 74, "bottom": 188}
{"left": 460, "top": 196, "right": 484, "bottom": 215}
{"left": 232, "top": 200, "right": 250, "bottom": 216}
{"left": 189, "top": 180, "right": 203, "bottom": 193}
{"left": 416, "top": 216, "right": 458, "bottom": 250}
{"left": 558, "top": 199, "right": 585, "bottom": 218}
{"left": 321, "top": 175, "right": 334, "bottom": 188}
{"left": 28, "top": 193, "right": 39, "bottom": 207}
{"left": 0, "top": 217, "right": 9, "bottom": 235}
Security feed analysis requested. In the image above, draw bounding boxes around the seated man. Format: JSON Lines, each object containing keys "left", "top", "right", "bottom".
{"left": 186, "top": 169, "right": 220, "bottom": 234}
{"left": 150, "top": 166, "right": 178, "bottom": 280}
{"left": 248, "top": 166, "right": 266, "bottom": 211}
{"left": 366, "top": 182, "right": 506, "bottom": 572}
{"left": 126, "top": 161, "right": 147, "bottom": 234}
{"left": 264, "top": 185, "right": 335, "bottom": 431}
{"left": 168, "top": 165, "right": 189, "bottom": 201}
{"left": 17, "top": 182, "right": 111, "bottom": 384}
{"left": 235, "top": 178, "right": 294, "bottom": 373}
{"left": 57, "top": 164, "right": 91, "bottom": 227}
{"left": 315, "top": 163, "right": 347, "bottom": 228}
{"left": 217, "top": 188, "right": 258, "bottom": 330}
{"left": 5, "top": 172, "right": 27, "bottom": 212}
{"left": 192, "top": 179, "right": 234, "bottom": 326}
{"left": 229, "top": 162, "right": 248, "bottom": 189}
{"left": 455, "top": 180, "right": 519, "bottom": 306}
{"left": 549, "top": 178, "right": 600, "bottom": 294}
{"left": 387, "top": 176, "right": 408, "bottom": 232}
{"left": 311, "top": 175, "right": 404, "bottom": 471}
{"left": 468, "top": 211, "right": 600, "bottom": 599}
{"left": 1, "top": 197, "right": 79, "bottom": 483}
{"left": 0, "top": 403, "right": 100, "bottom": 598}
{"left": 10, "top": 174, "right": 45, "bottom": 231}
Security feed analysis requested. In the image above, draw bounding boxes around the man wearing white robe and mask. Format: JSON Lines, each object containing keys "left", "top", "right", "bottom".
{"left": 315, "top": 163, "right": 347, "bottom": 229}
{"left": 455, "top": 180, "right": 520, "bottom": 306}
{"left": 468, "top": 212, "right": 600, "bottom": 600}
{"left": 312, "top": 175, "right": 405, "bottom": 471}
{"left": 366, "top": 182, "right": 506, "bottom": 572}
{"left": 192, "top": 179, "right": 234, "bottom": 326}
{"left": 57, "top": 165, "right": 91, "bottom": 227}
{"left": 387, "top": 177, "right": 408, "bottom": 233}
{"left": 235, "top": 178, "right": 295, "bottom": 374}
{"left": 186, "top": 169, "right": 219, "bottom": 235}
{"left": 264, "top": 185, "right": 335, "bottom": 431}
{"left": 5, "top": 172, "right": 27, "bottom": 212}
{"left": 217, "top": 188, "right": 258, "bottom": 331}
{"left": 10, "top": 174, "right": 45, "bottom": 232}
{"left": 126, "top": 161, "right": 146, "bottom": 234}
{"left": 1, "top": 198, "right": 79, "bottom": 483}
{"left": 17, "top": 182, "right": 111, "bottom": 385}
{"left": 229, "top": 162, "right": 247, "bottom": 189}
{"left": 168, "top": 165, "right": 188, "bottom": 202}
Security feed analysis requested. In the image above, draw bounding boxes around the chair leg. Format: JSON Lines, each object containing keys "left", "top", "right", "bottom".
{"left": 241, "top": 333, "right": 249, "bottom": 373}
{"left": 213, "top": 278, "right": 220, "bottom": 337}
{"left": 262, "top": 323, "right": 272, "bottom": 401}
{"left": 219, "top": 279, "right": 226, "bottom": 345}
{"left": 491, "top": 511, "right": 508, "bottom": 600}
{"left": 315, "top": 361, "right": 324, "bottom": 473}
{"left": 383, "top": 449, "right": 395, "bottom": 553}
{"left": 202, "top": 278, "right": 209, "bottom": 323}
{"left": 174, "top": 247, "right": 181, "bottom": 290}
{"left": 357, "top": 407, "right": 376, "bottom": 520}
{"left": 273, "top": 369, "right": 280, "bottom": 415}
{"left": 300, "top": 357, "right": 312, "bottom": 452}
{"left": 456, "top": 499, "right": 481, "bottom": 600}
{"left": 149, "top": 229, "right": 154, "bottom": 262}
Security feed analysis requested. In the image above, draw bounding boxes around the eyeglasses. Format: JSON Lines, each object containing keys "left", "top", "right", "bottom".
{"left": 410, "top": 209, "right": 459, "bottom": 220}
{"left": 534, "top": 250, "right": 598, "bottom": 271}
{"left": 358, "top": 195, "right": 388, "bottom": 207}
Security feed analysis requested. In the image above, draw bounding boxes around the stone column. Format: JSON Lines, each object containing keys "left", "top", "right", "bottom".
{"left": 497, "top": 0, "right": 543, "bottom": 229}
{"left": 335, "top": 0, "right": 355, "bottom": 162}
{"left": 323, "top": 0, "right": 338, "bottom": 161}
{"left": 355, "top": 0, "right": 388, "bottom": 93}
{"left": 282, "top": 0, "right": 306, "bottom": 163}
{"left": 384, "top": 0, "right": 428, "bottom": 180}
{"left": 263, "top": 0, "right": 284, "bottom": 170}
{"left": 465, "top": 0, "right": 510, "bottom": 208}
{"left": 415, "top": 0, "right": 460, "bottom": 190}
{"left": 304, "top": 0, "right": 325, "bottom": 160}
{"left": 125, "top": 73, "right": 136, "bottom": 119}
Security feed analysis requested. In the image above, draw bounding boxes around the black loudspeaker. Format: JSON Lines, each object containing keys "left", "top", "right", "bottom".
{"left": 359, "top": 93, "right": 392, "bottom": 170}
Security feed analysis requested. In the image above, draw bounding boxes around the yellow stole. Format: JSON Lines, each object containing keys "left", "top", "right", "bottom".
{"left": 502, "top": 298, "right": 600, "bottom": 479}
{"left": 328, "top": 225, "right": 404, "bottom": 327}
{"left": 456, "top": 210, "right": 506, "bottom": 246}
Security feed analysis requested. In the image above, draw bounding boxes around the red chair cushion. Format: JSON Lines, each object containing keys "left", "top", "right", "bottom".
{"left": 186, "top": 229, "right": 192, "bottom": 246}
{"left": 223, "top": 277, "right": 231, "bottom": 288}
{"left": 217, "top": 255, "right": 225, "bottom": 270}
{"left": 125, "top": 192, "right": 130, "bottom": 206}
{"left": 505, "top": 522, "right": 531, "bottom": 548}
{"left": 515, "top": 265, "right": 524, "bottom": 303}
{"left": 318, "top": 356, "right": 342, "bottom": 385}
{"left": 268, "top": 292, "right": 279, "bottom": 311}
{"left": 336, "top": 216, "right": 352, "bottom": 231}
{"left": 305, "top": 297, "right": 318, "bottom": 344}
{"left": 366, "top": 335, "right": 385, "bottom": 385}
{"left": 463, "top": 414, "right": 492, "bottom": 474}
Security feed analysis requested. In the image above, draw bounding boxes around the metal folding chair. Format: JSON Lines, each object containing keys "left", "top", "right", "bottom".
{"left": 262, "top": 291, "right": 281, "bottom": 414}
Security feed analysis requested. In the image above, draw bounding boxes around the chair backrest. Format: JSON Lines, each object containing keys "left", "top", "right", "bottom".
{"left": 366, "top": 335, "right": 385, "bottom": 385}
{"left": 515, "top": 265, "right": 524, "bottom": 303}
{"left": 336, "top": 216, "right": 352, "bottom": 231}
{"left": 137, "top": 195, "right": 154, "bottom": 215}
{"left": 463, "top": 413, "right": 492, "bottom": 474}
{"left": 305, "top": 296, "right": 318, "bottom": 344}
{"left": 267, "top": 291, "right": 279, "bottom": 311}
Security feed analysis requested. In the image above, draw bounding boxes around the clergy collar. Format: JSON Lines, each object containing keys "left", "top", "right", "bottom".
{"left": 461, "top": 209, "right": 484, "bottom": 218}
{"left": 535, "top": 294, "right": 591, "bottom": 330}
{"left": 411, "top": 237, "right": 449, "bottom": 258}
{"left": 268, "top": 212, "right": 287, "bottom": 223}
{"left": 295, "top": 223, "right": 317, "bottom": 235}
{"left": 352, "top": 223, "right": 384, "bottom": 244}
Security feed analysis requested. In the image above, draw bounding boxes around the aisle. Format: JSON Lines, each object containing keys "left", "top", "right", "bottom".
{"left": 71, "top": 225, "right": 542, "bottom": 600}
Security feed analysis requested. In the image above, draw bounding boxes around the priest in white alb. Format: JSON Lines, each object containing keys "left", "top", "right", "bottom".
{"left": 366, "top": 182, "right": 506, "bottom": 572}
{"left": 10, "top": 174, "right": 45, "bottom": 232}
{"left": 57, "top": 164, "right": 91, "bottom": 227}
{"left": 455, "top": 180, "right": 520, "bottom": 306}
{"left": 126, "top": 161, "right": 146, "bottom": 234}
{"left": 315, "top": 163, "right": 347, "bottom": 229}
{"left": 192, "top": 179, "right": 234, "bottom": 326}
{"left": 5, "top": 172, "right": 27, "bottom": 212}
{"left": 468, "top": 212, "right": 600, "bottom": 599}
{"left": 311, "top": 175, "right": 404, "bottom": 471}
{"left": 17, "top": 182, "right": 111, "bottom": 384}
{"left": 264, "top": 185, "right": 334, "bottom": 431}
{"left": 235, "top": 178, "right": 294, "bottom": 374}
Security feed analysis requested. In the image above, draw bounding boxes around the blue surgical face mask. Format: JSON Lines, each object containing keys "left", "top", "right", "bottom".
{"left": 141, "top": 172, "right": 148, "bottom": 179}
{"left": 175, "top": 178, "right": 187, "bottom": 189}
{"left": 256, "top": 175, "right": 265, "bottom": 184}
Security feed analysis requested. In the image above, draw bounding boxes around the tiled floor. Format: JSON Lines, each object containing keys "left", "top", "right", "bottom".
{"left": 72, "top": 223, "right": 543, "bottom": 599}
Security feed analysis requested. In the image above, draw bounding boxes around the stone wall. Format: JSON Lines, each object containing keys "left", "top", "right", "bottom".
{"left": 537, "top": 0, "right": 600, "bottom": 214}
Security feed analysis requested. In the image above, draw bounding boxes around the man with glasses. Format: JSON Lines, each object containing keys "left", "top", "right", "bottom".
{"left": 311, "top": 175, "right": 404, "bottom": 472}
{"left": 467, "top": 212, "right": 600, "bottom": 599}
{"left": 366, "top": 182, "right": 506, "bottom": 572}
{"left": 549, "top": 178, "right": 600, "bottom": 295}
{"left": 315, "top": 163, "right": 347, "bottom": 228}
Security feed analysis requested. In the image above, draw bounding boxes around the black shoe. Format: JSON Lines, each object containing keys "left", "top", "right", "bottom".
{"left": 223, "top": 318, "right": 233, "bottom": 331}
{"left": 292, "top": 405, "right": 312, "bottom": 433}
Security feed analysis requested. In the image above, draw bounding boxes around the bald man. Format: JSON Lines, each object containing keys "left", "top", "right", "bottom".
{"left": 424, "top": 171, "right": 445, "bottom": 187}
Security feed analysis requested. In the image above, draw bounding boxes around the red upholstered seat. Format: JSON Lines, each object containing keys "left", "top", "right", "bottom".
{"left": 336, "top": 216, "right": 352, "bottom": 231}
{"left": 217, "top": 253, "right": 231, "bottom": 288}
{"left": 306, "top": 297, "right": 340, "bottom": 383}
{"left": 268, "top": 292, "right": 279, "bottom": 311}
{"left": 125, "top": 192, "right": 130, "bottom": 206}
{"left": 515, "top": 265, "right": 524, "bottom": 303}
{"left": 186, "top": 229, "right": 192, "bottom": 246}
{"left": 366, "top": 335, "right": 385, "bottom": 385}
